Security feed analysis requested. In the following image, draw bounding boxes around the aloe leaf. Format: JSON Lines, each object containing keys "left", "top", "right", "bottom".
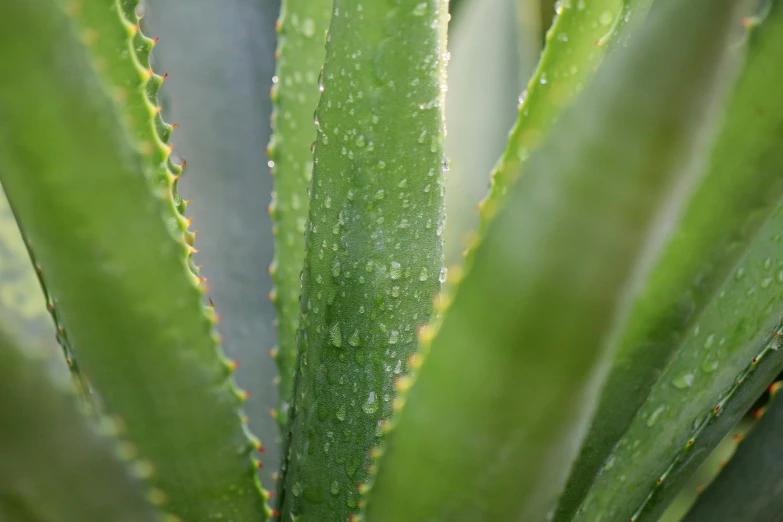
{"left": 572, "top": 208, "right": 783, "bottom": 522}
{"left": 681, "top": 387, "right": 783, "bottom": 522}
{"left": 278, "top": 0, "right": 448, "bottom": 519}
{"left": 268, "top": 0, "right": 332, "bottom": 430}
{"left": 0, "top": 330, "right": 160, "bottom": 522}
{"left": 0, "top": 1, "right": 267, "bottom": 521}
{"left": 470, "top": 0, "right": 652, "bottom": 247}
{"left": 557, "top": 3, "right": 783, "bottom": 518}
{"left": 362, "top": 0, "right": 740, "bottom": 520}
{"left": 140, "top": 0, "right": 282, "bottom": 488}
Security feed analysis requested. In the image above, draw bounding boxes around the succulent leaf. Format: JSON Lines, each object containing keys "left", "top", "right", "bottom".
{"left": 680, "top": 383, "right": 783, "bottom": 522}
{"left": 558, "top": 2, "right": 783, "bottom": 518}
{"left": 278, "top": 0, "right": 449, "bottom": 519}
{"left": 363, "top": 0, "right": 740, "bottom": 519}
{"left": 0, "top": 1, "right": 268, "bottom": 520}
{"left": 0, "top": 328, "right": 160, "bottom": 522}
{"left": 468, "top": 0, "right": 653, "bottom": 256}
{"left": 269, "top": 0, "right": 333, "bottom": 431}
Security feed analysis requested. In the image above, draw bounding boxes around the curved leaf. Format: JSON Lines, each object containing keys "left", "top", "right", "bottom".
{"left": 278, "top": 0, "right": 449, "bottom": 519}
{"left": 681, "top": 387, "right": 783, "bottom": 522}
{"left": 0, "top": 330, "right": 160, "bottom": 522}
{"left": 560, "top": 3, "right": 783, "bottom": 519}
{"left": 0, "top": 1, "right": 267, "bottom": 520}
{"left": 363, "top": 0, "right": 739, "bottom": 520}
{"left": 268, "top": 0, "right": 333, "bottom": 430}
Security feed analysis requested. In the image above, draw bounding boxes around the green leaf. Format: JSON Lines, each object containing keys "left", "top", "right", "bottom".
{"left": 269, "top": 0, "right": 333, "bottom": 430}
{"left": 571, "top": 207, "right": 783, "bottom": 521}
{"left": 278, "top": 0, "right": 448, "bottom": 519}
{"left": 0, "top": 330, "right": 160, "bottom": 522}
{"left": 470, "top": 0, "right": 653, "bottom": 250}
{"left": 558, "top": 3, "right": 783, "bottom": 519}
{"left": 140, "top": 0, "right": 283, "bottom": 489}
{"left": 681, "top": 387, "right": 783, "bottom": 522}
{"left": 0, "top": 1, "right": 267, "bottom": 521}
{"left": 362, "top": 0, "right": 740, "bottom": 520}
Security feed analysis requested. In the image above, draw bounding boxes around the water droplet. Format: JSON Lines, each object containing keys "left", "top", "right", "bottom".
{"left": 701, "top": 359, "right": 719, "bottom": 373}
{"left": 672, "top": 371, "right": 694, "bottom": 389}
{"left": 391, "top": 286, "right": 400, "bottom": 297}
{"left": 336, "top": 404, "right": 346, "bottom": 421}
{"left": 762, "top": 277, "right": 773, "bottom": 288}
{"left": 647, "top": 406, "right": 665, "bottom": 427}
{"left": 734, "top": 266, "right": 746, "bottom": 280}
{"left": 599, "top": 10, "right": 613, "bottom": 25}
{"left": 390, "top": 261, "right": 402, "bottom": 280}
{"left": 330, "top": 323, "right": 343, "bottom": 348}
{"left": 388, "top": 330, "right": 399, "bottom": 345}
{"left": 348, "top": 330, "right": 361, "bottom": 347}
{"left": 704, "top": 334, "right": 715, "bottom": 349}
{"left": 419, "top": 267, "right": 429, "bottom": 281}
{"left": 292, "top": 482, "right": 302, "bottom": 497}
{"left": 439, "top": 266, "right": 447, "bottom": 283}
{"left": 765, "top": 257, "right": 773, "bottom": 270}
{"left": 330, "top": 481, "right": 341, "bottom": 496}
{"left": 412, "top": 2, "right": 427, "bottom": 15}
{"left": 302, "top": 18, "right": 315, "bottom": 38}
{"left": 363, "top": 392, "right": 379, "bottom": 414}
{"left": 331, "top": 259, "right": 341, "bottom": 278}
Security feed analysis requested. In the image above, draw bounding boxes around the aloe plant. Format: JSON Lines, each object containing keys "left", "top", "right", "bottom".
{"left": 2, "top": 0, "right": 783, "bottom": 522}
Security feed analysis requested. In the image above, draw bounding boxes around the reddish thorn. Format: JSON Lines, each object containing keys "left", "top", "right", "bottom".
{"left": 208, "top": 297, "right": 215, "bottom": 307}
{"left": 270, "top": 510, "right": 280, "bottom": 517}
{"left": 240, "top": 390, "right": 250, "bottom": 400}
{"left": 47, "top": 303, "right": 55, "bottom": 311}
{"left": 255, "top": 460, "right": 263, "bottom": 469}
{"left": 256, "top": 442, "right": 266, "bottom": 454}
{"left": 199, "top": 277, "right": 208, "bottom": 284}
{"left": 228, "top": 359, "right": 239, "bottom": 370}
{"left": 752, "top": 357, "right": 759, "bottom": 364}
{"left": 162, "top": 71, "right": 168, "bottom": 80}
{"left": 153, "top": 36, "right": 160, "bottom": 43}
{"left": 267, "top": 492, "right": 276, "bottom": 498}
{"left": 171, "top": 122, "right": 179, "bottom": 128}
{"left": 57, "top": 327, "right": 64, "bottom": 335}
{"left": 714, "top": 405, "right": 721, "bottom": 413}
{"left": 66, "top": 357, "right": 73, "bottom": 366}
{"left": 184, "top": 199, "right": 193, "bottom": 205}
{"left": 181, "top": 159, "right": 187, "bottom": 169}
